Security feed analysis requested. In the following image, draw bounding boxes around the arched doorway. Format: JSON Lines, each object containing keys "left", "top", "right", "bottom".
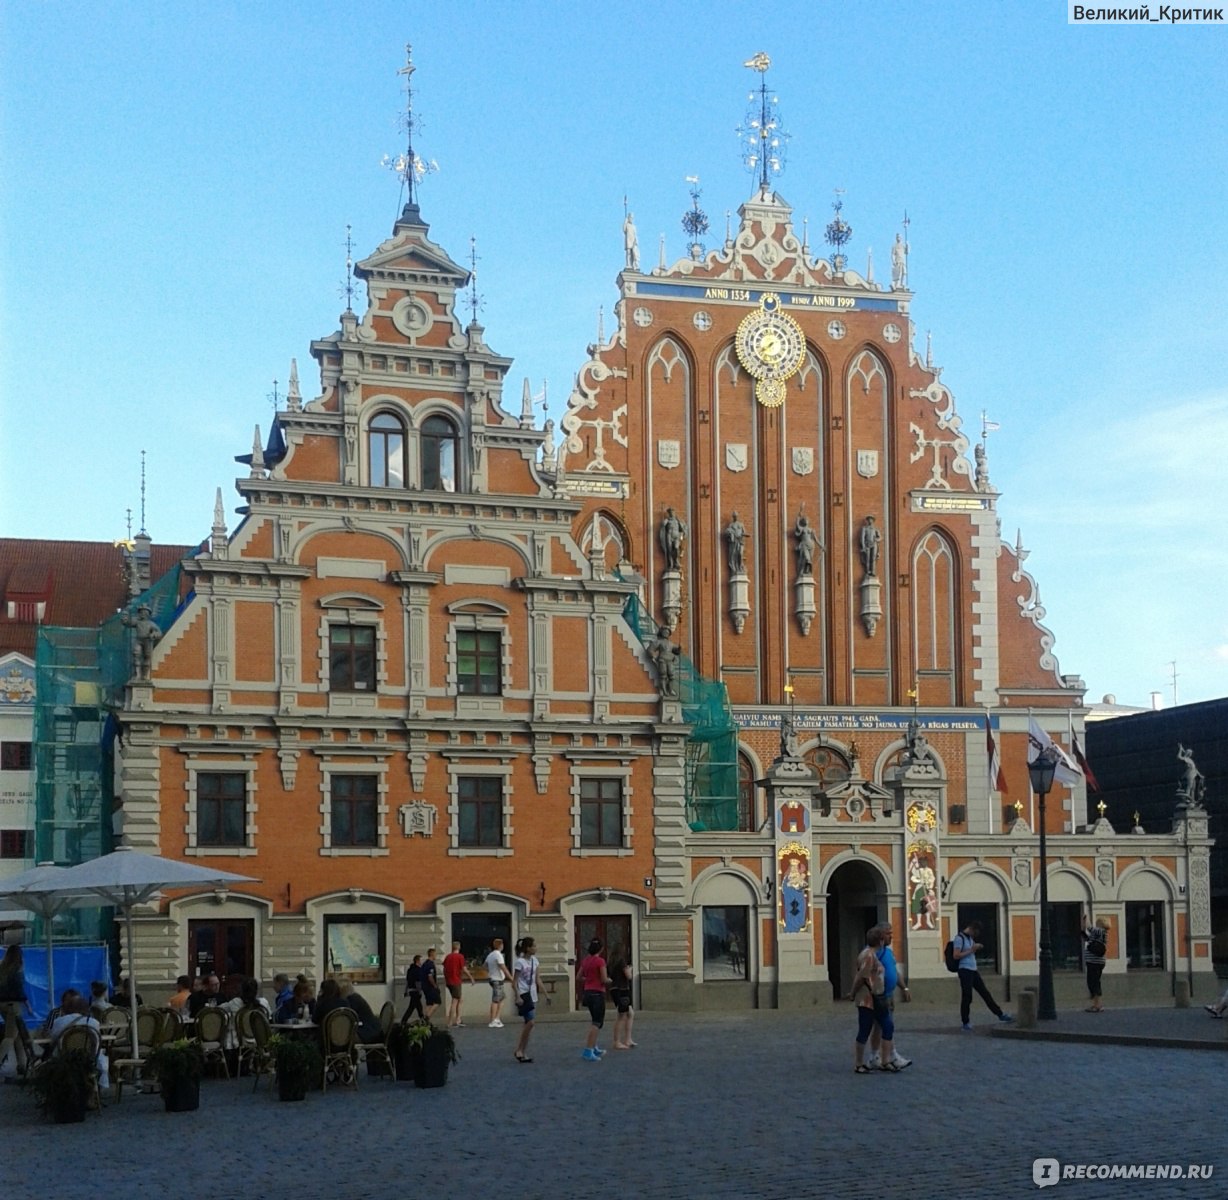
{"left": 825, "top": 860, "right": 886, "bottom": 1000}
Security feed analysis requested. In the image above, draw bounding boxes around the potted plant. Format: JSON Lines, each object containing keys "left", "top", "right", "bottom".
{"left": 148, "top": 1038, "right": 204, "bottom": 1112}
{"left": 270, "top": 1034, "right": 321, "bottom": 1102}
{"left": 30, "top": 1049, "right": 94, "bottom": 1123}
{"left": 387, "top": 1019, "right": 418, "bottom": 1082}
{"left": 402, "top": 1019, "right": 459, "bottom": 1089}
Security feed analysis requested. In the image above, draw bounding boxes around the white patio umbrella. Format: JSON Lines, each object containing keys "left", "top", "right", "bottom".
{"left": 47, "top": 848, "right": 258, "bottom": 1062}
{"left": 0, "top": 862, "right": 99, "bottom": 1012}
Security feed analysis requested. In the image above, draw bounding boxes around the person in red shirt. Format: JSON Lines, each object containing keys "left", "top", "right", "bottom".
{"left": 578, "top": 938, "right": 611, "bottom": 1062}
{"left": 442, "top": 941, "right": 475, "bottom": 1028}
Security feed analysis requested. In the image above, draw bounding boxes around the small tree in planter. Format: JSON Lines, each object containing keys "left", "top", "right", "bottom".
{"left": 402, "top": 1020, "right": 459, "bottom": 1089}
{"left": 270, "top": 1035, "right": 322, "bottom": 1102}
{"left": 148, "top": 1038, "right": 205, "bottom": 1112}
{"left": 30, "top": 1049, "right": 95, "bottom": 1124}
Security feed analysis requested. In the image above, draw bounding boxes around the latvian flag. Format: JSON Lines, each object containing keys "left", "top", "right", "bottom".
{"left": 986, "top": 717, "right": 1007, "bottom": 794}
{"left": 1072, "top": 730, "right": 1101, "bottom": 792}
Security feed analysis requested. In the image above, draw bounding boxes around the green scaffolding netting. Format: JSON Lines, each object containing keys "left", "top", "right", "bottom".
{"left": 32, "top": 564, "right": 186, "bottom": 941}
{"left": 622, "top": 593, "right": 740, "bottom": 831}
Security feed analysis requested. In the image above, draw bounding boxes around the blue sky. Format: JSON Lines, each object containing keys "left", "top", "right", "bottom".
{"left": 2, "top": 2, "right": 1225, "bottom": 708}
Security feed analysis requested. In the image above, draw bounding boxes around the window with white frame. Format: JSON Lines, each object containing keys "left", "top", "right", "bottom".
{"left": 329, "top": 624, "right": 376, "bottom": 692}
{"left": 369, "top": 412, "right": 407, "bottom": 488}
{"left": 458, "top": 776, "right": 503, "bottom": 848}
{"left": 456, "top": 629, "right": 502, "bottom": 696}
{"left": 580, "top": 777, "right": 623, "bottom": 848}
{"left": 330, "top": 774, "right": 379, "bottom": 847}
{"left": 185, "top": 762, "right": 256, "bottom": 856}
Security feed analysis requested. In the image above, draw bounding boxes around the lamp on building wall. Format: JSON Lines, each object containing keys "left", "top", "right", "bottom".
{"left": 1027, "top": 745, "right": 1059, "bottom": 1021}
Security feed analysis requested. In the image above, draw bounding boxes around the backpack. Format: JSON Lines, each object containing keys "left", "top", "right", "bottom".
{"left": 1086, "top": 934, "right": 1106, "bottom": 958}
{"left": 943, "top": 939, "right": 960, "bottom": 973}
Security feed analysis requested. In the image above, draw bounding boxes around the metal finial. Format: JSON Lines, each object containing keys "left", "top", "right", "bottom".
{"left": 139, "top": 450, "right": 147, "bottom": 535}
{"left": 340, "top": 224, "right": 357, "bottom": 312}
{"left": 383, "top": 43, "right": 438, "bottom": 219}
{"left": 467, "top": 236, "right": 484, "bottom": 323}
{"left": 126, "top": 507, "right": 132, "bottom": 541}
{"left": 737, "top": 52, "right": 788, "bottom": 189}
{"left": 681, "top": 175, "right": 710, "bottom": 261}
{"left": 824, "top": 190, "right": 852, "bottom": 273}
{"left": 267, "top": 378, "right": 280, "bottom": 413}
{"left": 980, "top": 410, "right": 1000, "bottom": 445}
{"left": 597, "top": 305, "right": 605, "bottom": 343}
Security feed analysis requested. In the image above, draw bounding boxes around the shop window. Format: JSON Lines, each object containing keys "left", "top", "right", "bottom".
{"left": 1125, "top": 900, "right": 1165, "bottom": 969}
{"left": 457, "top": 629, "right": 502, "bottom": 695}
{"left": 0, "top": 742, "right": 32, "bottom": 771}
{"left": 458, "top": 776, "right": 503, "bottom": 848}
{"left": 324, "top": 914, "right": 386, "bottom": 983}
{"left": 369, "top": 412, "right": 406, "bottom": 488}
{"left": 0, "top": 830, "right": 31, "bottom": 859}
{"left": 197, "top": 772, "right": 247, "bottom": 847}
{"left": 580, "top": 778, "right": 623, "bottom": 848}
{"left": 329, "top": 624, "right": 376, "bottom": 692}
{"left": 702, "top": 906, "right": 749, "bottom": 981}
{"left": 330, "top": 774, "right": 378, "bottom": 847}
{"left": 451, "top": 911, "right": 513, "bottom": 978}
{"left": 421, "top": 414, "right": 458, "bottom": 491}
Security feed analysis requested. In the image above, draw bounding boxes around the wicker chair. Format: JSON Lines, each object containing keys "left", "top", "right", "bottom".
{"left": 244, "top": 1009, "right": 275, "bottom": 1092}
{"left": 195, "top": 1007, "right": 230, "bottom": 1079}
{"left": 59, "top": 1023, "right": 103, "bottom": 1112}
{"left": 113, "top": 1006, "right": 164, "bottom": 1103}
{"left": 321, "top": 1007, "right": 358, "bottom": 1092}
{"left": 100, "top": 1006, "right": 131, "bottom": 1034}
{"left": 356, "top": 1001, "right": 395, "bottom": 1081}
{"left": 160, "top": 1008, "right": 184, "bottom": 1043}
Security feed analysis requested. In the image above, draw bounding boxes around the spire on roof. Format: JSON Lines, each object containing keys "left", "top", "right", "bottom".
{"left": 384, "top": 43, "right": 438, "bottom": 227}
{"left": 737, "top": 52, "right": 788, "bottom": 194}
{"left": 250, "top": 426, "right": 265, "bottom": 478}
{"left": 287, "top": 359, "right": 301, "bottom": 412}
{"left": 211, "top": 488, "right": 229, "bottom": 558}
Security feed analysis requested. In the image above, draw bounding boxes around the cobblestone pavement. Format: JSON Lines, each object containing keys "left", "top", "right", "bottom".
{"left": 4, "top": 1006, "right": 1222, "bottom": 1200}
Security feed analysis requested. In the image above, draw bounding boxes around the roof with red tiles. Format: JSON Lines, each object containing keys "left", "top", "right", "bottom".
{"left": 0, "top": 538, "right": 197, "bottom": 658}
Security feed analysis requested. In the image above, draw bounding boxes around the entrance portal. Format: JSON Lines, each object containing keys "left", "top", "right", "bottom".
{"left": 825, "top": 861, "right": 885, "bottom": 1000}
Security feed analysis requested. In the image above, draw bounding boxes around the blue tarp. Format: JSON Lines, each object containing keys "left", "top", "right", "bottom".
{"left": 15, "top": 945, "right": 110, "bottom": 1024}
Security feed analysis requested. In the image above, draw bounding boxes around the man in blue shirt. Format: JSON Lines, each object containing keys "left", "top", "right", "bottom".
{"left": 866, "top": 924, "right": 911, "bottom": 1070}
{"left": 273, "top": 973, "right": 293, "bottom": 1013}
{"left": 955, "top": 919, "right": 1013, "bottom": 1029}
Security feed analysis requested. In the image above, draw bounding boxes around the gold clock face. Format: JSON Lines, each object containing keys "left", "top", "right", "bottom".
{"left": 735, "top": 297, "right": 806, "bottom": 407}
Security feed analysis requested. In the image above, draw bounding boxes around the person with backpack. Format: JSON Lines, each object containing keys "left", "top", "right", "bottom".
{"left": 864, "top": 923, "right": 911, "bottom": 1070}
{"left": 952, "top": 919, "right": 1013, "bottom": 1030}
{"left": 1081, "top": 913, "right": 1109, "bottom": 1012}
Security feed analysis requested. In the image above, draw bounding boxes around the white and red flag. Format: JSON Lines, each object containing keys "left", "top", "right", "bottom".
{"left": 986, "top": 717, "right": 1007, "bottom": 794}
{"left": 1072, "top": 729, "right": 1101, "bottom": 792}
{"left": 1027, "top": 715, "right": 1083, "bottom": 786}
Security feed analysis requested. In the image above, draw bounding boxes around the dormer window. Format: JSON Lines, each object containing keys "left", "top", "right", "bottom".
{"left": 369, "top": 412, "right": 406, "bottom": 488}
{"left": 421, "top": 415, "right": 458, "bottom": 491}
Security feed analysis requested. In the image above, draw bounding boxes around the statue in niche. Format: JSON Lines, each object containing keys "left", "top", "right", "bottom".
{"left": 859, "top": 515, "right": 882, "bottom": 578}
{"left": 903, "top": 717, "right": 937, "bottom": 769}
{"left": 645, "top": 625, "right": 681, "bottom": 698}
{"left": 779, "top": 711, "right": 800, "bottom": 760}
{"left": 658, "top": 507, "right": 687, "bottom": 572}
{"left": 793, "top": 513, "right": 819, "bottom": 577}
{"left": 623, "top": 211, "right": 640, "bottom": 271}
{"left": 1177, "top": 744, "right": 1206, "bottom": 805}
{"left": 120, "top": 604, "right": 162, "bottom": 682}
{"left": 974, "top": 442, "right": 989, "bottom": 491}
{"left": 723, "top": 511, "right": 747, "bottom": 575}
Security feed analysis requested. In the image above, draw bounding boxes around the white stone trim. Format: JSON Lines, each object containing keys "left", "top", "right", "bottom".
{"left": 569, "top": 765, "right": 634, "bottom": 857}
{"left": 182, "top": 757, "right": 258, "bottom": 857}
{"left": 447, "top": 762, "right": 514, "bottom": 857}
{"left": 317, "top": 760, "right": 390, "bottom": 857}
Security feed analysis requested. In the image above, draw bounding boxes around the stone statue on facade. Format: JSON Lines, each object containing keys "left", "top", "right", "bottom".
{"left": 645, "top": 625, "right": 681, "bottom": 698}
{"left": 891, "top": 232, "right": 907, "bottom": 289}
{"left": 120, "top": 604, "right": 162, "bottom": 682}
{"left": 793, "top": 513, "right": 819, "bottom": 577}
{"left": 859, "top": 515, "right": 881, "bottom": 578}
{"left": 659, "top": 507, "right": 687, "bottom": 572}
{"left": 779, "top": 711, "right": 801, "bottom": 760}
{"left": 1177, "top": 743, "right": 1206, "bottom": 805}
{"left": 974, "top": 442, "right": 989, "bottom": 491}
{"left": 723, "top": 511, "right": 747, "bottom": 575}
{"left": 623, "top": 211, "right": 640, "bottom": 271}
{"left": 903, "top": 716, "right": 937, "bottom": 769}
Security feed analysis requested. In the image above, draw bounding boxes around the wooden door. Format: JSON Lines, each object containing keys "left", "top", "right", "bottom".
{"left": 188, "top": 919, "right": 254, "bottom": 998}
{"left": 573, "top": 914, "right": 632, "bottom": 1007}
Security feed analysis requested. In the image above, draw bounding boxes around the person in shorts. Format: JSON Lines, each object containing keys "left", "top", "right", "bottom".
{"left": 578, "top": 938, "right": 610, "bottom": 1061}
{"left": 443, "top": 941, "right": 475, "bottom": 1027}
{"left": 512, "top": 937, "right": 541, "bottom": 1062}
{"left": 608, "top": 952, "right": 636, "bottom": 1049}
{"left": 420, "top": 947, "right": 442, "bottom": 1020}
{"left": 850, "top": 926, "right": 904, "bottom": 1073}
{"left": 484, "top": 938, "right": 512, "bottom": 1028}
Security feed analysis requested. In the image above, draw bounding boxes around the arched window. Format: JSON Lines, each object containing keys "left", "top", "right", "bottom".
{"left": 421, "top": 415, "right": 459, "bottom": 491}
{"left": 803, "top": 744, "right": 852, "bottom": 818}
{"left": 368, "top": 412, "right": 406, "bottom": 488}
{"left": 737, "top": 753, "right": 758, "bottom": 832}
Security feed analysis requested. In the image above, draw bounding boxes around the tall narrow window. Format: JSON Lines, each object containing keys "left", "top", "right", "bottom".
{"left": 737, "top": 754, "right": 757, "bottom": 833}
{"left": 421, "top": 415, "right": 458, "bottom": 491}
{"left": 580, "top": 778, "right": 623, "bottom": 848}
{"left": 330, "top": 625, "right": 376, "bottom": 691}
{"left": 458, "top": 776, "right": 503, "bottom": 847}
{"left": 369, "top": 412, "right": 406, "bottom": 488}
{"left": 330, "top": 775, "right": 378, "bottom": 847}
{"left": 456, "top": 629, "right": 502, "bottom": 695}
{"left": 197, "top": 772, "right": 247, "bottom": 847}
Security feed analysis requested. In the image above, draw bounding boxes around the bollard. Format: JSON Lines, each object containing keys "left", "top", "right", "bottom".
{"left": 1175, "top": 979, "right": 1190, "bottom": 1008}
{"left": 1017, "top": 987, "right": 1038, "bottom": 1028}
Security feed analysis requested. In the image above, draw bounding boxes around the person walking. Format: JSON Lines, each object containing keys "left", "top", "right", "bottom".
{"left": 865, "top": 924, "right": 911, "bottom": 1070}
{"left": 402, "top": 955, "right": 425, "bottom": 1022}
{"left": 484, "top": 938, "right": 513, "bottom": 1028}
{"left": 420, "top": 948, "right": 442, "bottom": 1021}
{"left": 443, "top": 941, "right": 475, "bottom": 1027}
{"left": 850, "top": 927, "right": 904, "bottom": 1073}
{"left": 0, "top": 946, "right": 36, "bottom": 1079}
{"left": 954, "top": 920, "right": 1012, "bottom": 1030}
{"left": 578, "top": 938, "right": 611, "bottom": 1061}
{"left": 1081, "top": 914, "right": 1109, "bottom": 1012}
{"left": 511, "top": 937, "right": 542, "bottom": 1062}
{"left": 609, "top": 952, "right": 636, "bottom": 1049}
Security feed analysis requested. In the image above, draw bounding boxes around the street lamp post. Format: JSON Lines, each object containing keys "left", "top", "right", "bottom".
{"left": 1028, "top": 746, "right": 1059, "bottom": 1021}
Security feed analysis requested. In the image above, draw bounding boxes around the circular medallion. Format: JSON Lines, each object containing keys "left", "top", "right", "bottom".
{"left": 756, "top": 378, "right": 787, "bottom": 408}
{"left": 391, "top": 297, "right": 433, "bottom": 339}
{"left": 693, "top": 310, "right": 713, "bottom": 332}
{"left": 633, "top": 306, "right": 654, "bottom": 328}
{"left": 735, "top": 296, "right": 806, "bottom": 408}
{"left": 883, "top": 322, "right": 902, "bottom": 344}
{"left": 826, "top": 319, "right": 847, "bottom": 341}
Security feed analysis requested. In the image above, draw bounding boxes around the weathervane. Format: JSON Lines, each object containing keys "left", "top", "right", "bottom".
{"left": 267, "top": 378, "right": 281, "bottom": 414}
{"left": 737, "top": 52, "right": 788, "bottom": 190}
{"left": 824, "top": 189, "right": 852, "bottom": 273}
{"left": 139, "top": 449, "right": 148, "bottom": 536}
{"left": 382, "top": 43, "right": 438, "bottom": 218}
{"left": 466, "top": 236, "right": 485, "bottom": 323}
{"left": 681, "top": 175, "right": 710, "bottom": 261}
{"left": 340, "top": 224, "right": 357, "bottom": 312}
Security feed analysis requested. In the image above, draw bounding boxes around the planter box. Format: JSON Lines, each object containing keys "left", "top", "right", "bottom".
{"left": 162, "top": 1077, "right": 201, "bottom": 1113}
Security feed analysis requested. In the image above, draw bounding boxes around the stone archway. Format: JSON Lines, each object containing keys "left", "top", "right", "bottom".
{"left": 825, "top": 859, "right": 887, "bottom": 1000}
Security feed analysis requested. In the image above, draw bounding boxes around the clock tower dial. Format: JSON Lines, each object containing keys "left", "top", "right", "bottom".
{"left": 734, "top": 294, "right": 806, "bottom": 408}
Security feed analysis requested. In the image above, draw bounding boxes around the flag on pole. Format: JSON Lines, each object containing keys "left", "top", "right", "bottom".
{"left": 1027, "top": 715, "right": 1082, "bottom": 786}
{"left": 1071, "top": 730, "right": 1100, "bottom": 792}
{"left": 986, "top": 716, "right": 1007, "bottom": 794}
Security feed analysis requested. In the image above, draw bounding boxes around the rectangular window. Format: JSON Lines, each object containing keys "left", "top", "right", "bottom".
{"left": 702, "top": 906, "right": 749, "bottom": 981}
{"left": 323, "top": 915, "right": 386, "bottom": 983}
{"left": 0, "top": 742, "right": 32, "bottom": 771}
{"left": 329, "top": 625, "right": 376, "bottom": 692}
{"left": 197, "top": 772, "right": 247, "bottom": 847}
{"left": 456, "top": 629, "right": 502, "bottom": 695}
{"left": 458, "top": 776, "right": 503, "bottom": 848}
{"left": 331, "top": 774, "right": 378, "bottom": 847}
{"left": 1125, "top": 900, "right": 1165, "bottom": 969}
{"left": 451, "top": 912, "right": 512, "bottom": 979}
{"left": 0, "top": 830, "right": 31, "bottom": 859}
{"left": 580, "top": 778, "right": 623, "bottom": 848}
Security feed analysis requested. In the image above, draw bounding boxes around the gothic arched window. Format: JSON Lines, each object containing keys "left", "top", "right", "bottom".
{"left": 737, "top": 753, "right": 758, "bottom": 833}
{"left": 368, "top": 412, "right": 406, "bottom": 488}
{"left": 421, "top": 415, "right": 459, "bottom": 491}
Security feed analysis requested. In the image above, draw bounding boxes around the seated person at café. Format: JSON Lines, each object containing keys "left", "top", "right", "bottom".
{"left": 276, "top": 980, "right": 315, "bottom": 1024}
{"left": 312, "top": 978, "right": 349, "bottom": 1027}
{"left": 273, "top": 972, "right": 293, "bottom": 1013}
{"left": 218, "top": 976, "right": 270, "bottom": 1070}
{"left": 89, "top": 981, "right": 113, "bottom": 1019}
{"left": 49, "top": 994, "right": 110, "bottom": 1090}
{"left": 43, "top": 988, "right": 83, "bottom": 1034}
{"left": 188, "top": 972, "right": 222, "bottom": 1018}
{"left": 111, "top": 977, "right": 143, "bottom": 1007}
{"left": 167, "top": 975, "right": 192, "bottom": 1014}
{"left": 337, "top": 980, "right": 382, "bottom": 1043}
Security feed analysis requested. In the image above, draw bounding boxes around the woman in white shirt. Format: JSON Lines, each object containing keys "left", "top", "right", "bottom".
{"left": 511, "top": 938, "right": 540, "bottom": 1063}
